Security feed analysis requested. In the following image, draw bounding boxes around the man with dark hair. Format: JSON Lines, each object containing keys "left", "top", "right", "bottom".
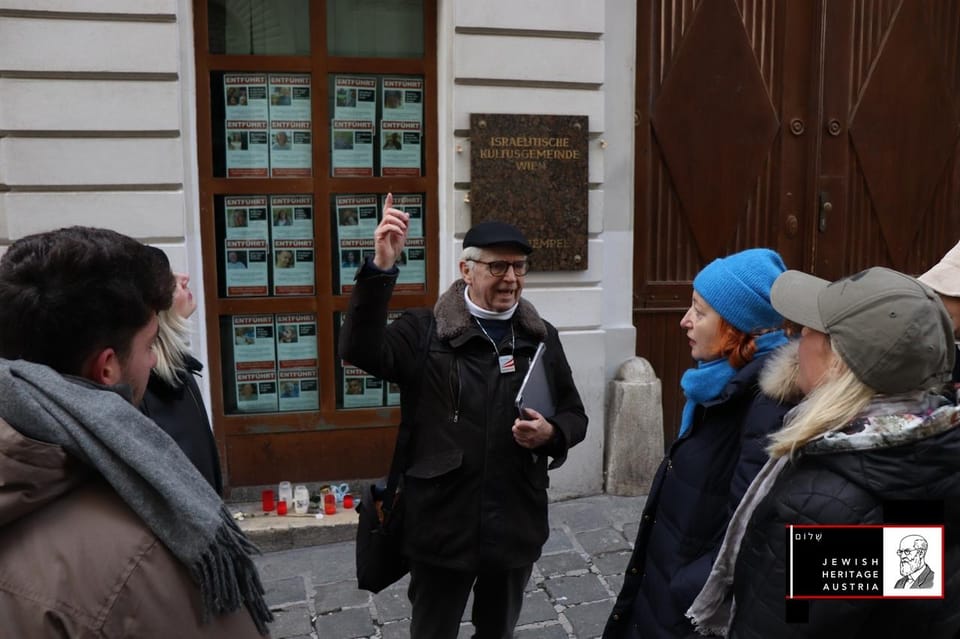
{"left": 0, "top": 227, "right": 270, "bottom": 636}
{"left": 0, "top": 226, "right": 173, "bottom": 393}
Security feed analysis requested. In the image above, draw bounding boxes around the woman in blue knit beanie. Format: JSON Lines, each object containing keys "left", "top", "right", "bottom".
{"left": 605, "top": 248, "right": 799, "bottom": 639}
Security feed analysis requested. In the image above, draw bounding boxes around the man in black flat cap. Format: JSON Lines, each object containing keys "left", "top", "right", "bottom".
{"left": 340, "top": 194, "right": 587, "bottom": 638}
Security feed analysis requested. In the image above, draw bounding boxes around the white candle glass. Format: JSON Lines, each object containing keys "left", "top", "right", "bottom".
{"left": 293, "top": 485, "right": 310, "bottom": 515}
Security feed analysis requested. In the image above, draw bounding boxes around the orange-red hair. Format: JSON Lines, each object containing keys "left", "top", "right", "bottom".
{"left": 716, "top": 318, "right": 757, "bottom": 369}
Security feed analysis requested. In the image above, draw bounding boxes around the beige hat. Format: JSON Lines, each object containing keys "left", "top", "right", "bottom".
{"left": 918, "top": 240, "right": 960, "bottom": 297}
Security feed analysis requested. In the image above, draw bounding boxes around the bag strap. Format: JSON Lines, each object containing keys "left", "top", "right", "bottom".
{"left": 382, "top": 313, "right": 434, "bottom": 514}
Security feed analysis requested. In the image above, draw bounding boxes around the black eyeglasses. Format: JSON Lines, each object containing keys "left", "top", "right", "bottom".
{"left": 467, "top": 259, "right": 530, "bottom": 277}
{"left": 896, "top": 548, "right": 921, "bottom": 556}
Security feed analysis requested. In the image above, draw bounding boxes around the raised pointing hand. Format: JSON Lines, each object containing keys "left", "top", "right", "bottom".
{"left": 373, "top": 192, "right": 409, "bottom": 270}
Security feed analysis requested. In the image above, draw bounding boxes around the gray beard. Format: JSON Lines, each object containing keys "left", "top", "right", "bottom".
{"left": 900, "top": 558, "right": 921, "bottom": 577}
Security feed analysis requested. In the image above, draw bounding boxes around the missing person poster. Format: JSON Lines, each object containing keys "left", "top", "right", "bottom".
{"left": 331, "top": 119, "right": 374, "bottom": 177}
{"left": 265, "top": 74, "right": 311, "bottom": 178}
{"left": 232, "top": 314, "right": 276, "bottom": 367}
{"left": 394, "top": 236, "right": 426, "bottom": 292}
{"left": 371, "top": 192, "right": 424, "bottom": 290}
{"left": 269, "top": 120, "right": 311, "bottom": 177}
{"left": 232, "top": 314, "right": 277, "bottom": 413}
{"left": 382, "top": 77, "right": 423, "bottom": 123}
{"left": 276, "top": 313, "right": 319, "bottom": 412}
{"left": 334, "top": 195, "right": 377, "bottom": 292}
{"left": 224, "top": 73, "right": 269, "bottom": 178}
{"left": 268, "top": 73, "right": 311, "bottom": 120}
{"left": 337, "top": 237, "right": 373, "bottom": 293}
{"left": 342, "top": 371, "right": 383, "bottom": 408}
{"left": 336, "top": 311, "right": 385, "bottom": 409}
{"left": 379, "top": 120, "right": 422, "bottom": 177}
{"left": 224, "top": 197, "right": 269, "bottom": 297}
{"left": 278, "top": 367, "right": 319, "bottom": 412}
{"left": 272, "top": 238, "right": 314, "bottom": 296}
{"left": 275, "top": 313, "right": 318, "bottom": 370}
{"left": 334, "top": 75, "right": 377, "bottom": 121}
{"left": 270, "top": 194, "right": 313, "bottom": 238}
{"left": 334, "top": 194, "right": 379, "bottom": 240}
{"left": 225, "top": 120, "right": 269, "bottom": 177}
{"left": 224, "top": 73, "right": 268, "bottom": 121}
{"left": 235, "top": 370, "right": 278, "bottom": 413}
{"left": 386, "top": 193, "right": 423, "bottom": 238}
{"left": 224, "top": 239, "right": 269, "bottom": 296}
{"left": 270, "top": 195, "right": 314, "bottom": 296}
{"left": 225, "top": 196, "right": 270, "bottom": 240}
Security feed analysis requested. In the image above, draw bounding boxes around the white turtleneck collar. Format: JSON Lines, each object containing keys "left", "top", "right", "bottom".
{"left": 463, "top": 285, "right": 517, "bottom": 320}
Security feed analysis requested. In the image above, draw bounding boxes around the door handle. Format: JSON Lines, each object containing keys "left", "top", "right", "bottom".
{"left": 818, "top": 191, "right": 832, "bottom": 232}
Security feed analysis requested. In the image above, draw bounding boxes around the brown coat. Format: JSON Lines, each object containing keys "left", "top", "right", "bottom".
{"left": 0, "top": 418, "right": 265, "bottom": 638}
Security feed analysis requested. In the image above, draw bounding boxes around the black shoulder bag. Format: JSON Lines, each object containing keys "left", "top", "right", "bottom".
{"left": 355, "top": 315, "right": 434, "bottom": 593}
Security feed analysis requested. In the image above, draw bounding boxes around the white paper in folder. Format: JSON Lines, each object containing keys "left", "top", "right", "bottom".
{"left": 514, "top": 342, "right": 555, "bottom": 418}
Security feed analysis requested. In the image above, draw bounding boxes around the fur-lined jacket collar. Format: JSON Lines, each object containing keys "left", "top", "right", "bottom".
{"left": 433, "top": 279, "right": 547, "bottom": 343}
{"left": 760, "top": 339, "right": 960, "bottom": 454}
{"left": 758, "top": 338, "right": 804, "bottom": 406}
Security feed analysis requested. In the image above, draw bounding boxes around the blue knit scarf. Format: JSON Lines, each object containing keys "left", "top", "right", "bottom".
{"left": 678, "top": 330, "right": 788, "bottom": 438}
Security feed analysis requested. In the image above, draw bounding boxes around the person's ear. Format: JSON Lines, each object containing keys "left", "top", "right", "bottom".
{"left": 460, "top": 260, "right": 473, "bottom": 284}
{"left": 82, "top": 347, "right": 123, "bottom": 386}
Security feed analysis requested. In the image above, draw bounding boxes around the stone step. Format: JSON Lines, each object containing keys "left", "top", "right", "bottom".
{"left": 230, "top": 500, "right": 359, "bottom": 553}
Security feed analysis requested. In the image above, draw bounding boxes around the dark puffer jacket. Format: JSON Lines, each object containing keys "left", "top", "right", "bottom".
{"left": 339, "top": 265, "right": 588, "bottom": 571}
{"left": 142, "top": 356, "right": 222, "bottom": 495}
{"left": 604, "top": 345, "right": 797, "bottom": 639}
{"left": 729, "top": 401, "right": 960, "bottom": 639}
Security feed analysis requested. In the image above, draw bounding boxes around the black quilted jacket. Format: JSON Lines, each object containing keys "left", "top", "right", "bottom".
{"left": 729, "top": 403, "right": 960, "bottom": 639}
{"left": 141, "top": 356, "right": 222, "bottom": 495}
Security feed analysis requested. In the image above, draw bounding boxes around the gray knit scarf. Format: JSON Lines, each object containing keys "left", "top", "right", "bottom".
{"left": 685, "top": 455, "right": 789, "bottom": 636}
{"left": 0, "top": 359, "right": 272, "bottom": 634}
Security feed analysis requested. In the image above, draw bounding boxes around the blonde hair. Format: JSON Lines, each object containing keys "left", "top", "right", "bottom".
{"left": 153, "top": 308, "right": 192, "bottom": 388}
{"left": 767, "top": 353, "right": 875, "bottom": 459}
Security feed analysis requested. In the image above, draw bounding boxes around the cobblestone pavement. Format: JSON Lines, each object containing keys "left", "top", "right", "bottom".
{"left": 254, "top": 494, "right": 646, "bottom": 639}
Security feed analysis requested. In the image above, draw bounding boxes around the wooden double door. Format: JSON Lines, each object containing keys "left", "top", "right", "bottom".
{"left": 633, "top": 0, "right": 960, "bottom": 443}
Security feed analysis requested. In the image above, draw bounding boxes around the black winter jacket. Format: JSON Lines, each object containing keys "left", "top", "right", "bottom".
{"left": 729, "top": 401, "right": 960, "bottom": 639}
{"left": 339, "top": 264, "right": 588, "bottom": 571}
{"left": 604, "top": 349, "right": 794, "bottom": 639}
{"left": 141, "top": 356, "right": 223, "bottom": 495}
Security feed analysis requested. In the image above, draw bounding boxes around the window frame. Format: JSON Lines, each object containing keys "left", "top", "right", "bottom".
{"left": 192, "top": 0, "right": 439, "bottom": 488}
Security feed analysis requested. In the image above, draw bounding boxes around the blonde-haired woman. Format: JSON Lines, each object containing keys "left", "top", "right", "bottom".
{"left": 141, "top": 272, "right": 222, "bottom": 494}
{"left": 689, "top": 267, "right": 960, "bottom": 638}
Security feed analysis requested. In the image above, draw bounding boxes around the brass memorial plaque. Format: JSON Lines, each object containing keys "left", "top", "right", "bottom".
{"left": 470, "top": 114, "right": 588, "bottom": 271}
